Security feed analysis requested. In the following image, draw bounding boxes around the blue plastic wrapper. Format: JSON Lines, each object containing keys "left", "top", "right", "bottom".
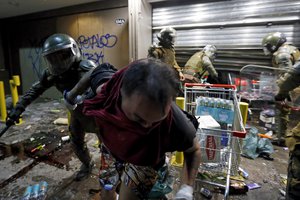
{"left": 21, "top": 186, "right": 32, "bottom": 200}
{"left": 242, "top": 127, "right": 274, "bottom": 159}
{"left": 242, "top": 127, "right": 259, "bottom": 159}
{"left": 147, "top": 164, "right": 174, "bottom": 198}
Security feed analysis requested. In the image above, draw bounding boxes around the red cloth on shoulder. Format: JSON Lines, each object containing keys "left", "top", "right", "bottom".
{"left": 83, "top": 67, "right": 173, "bottom": 166}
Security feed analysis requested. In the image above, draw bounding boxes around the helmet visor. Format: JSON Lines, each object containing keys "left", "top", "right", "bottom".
{"left": 263, "top": 46, "right": 271, "bottom": 56}
{"left": 206, "top": 51, "right": 216, "bottom": 60}
{"left": 44, "top": 48, "right": 75, "bottom": 75}
{"left": 204, "top": 45, "right": 217, "bottom": 60}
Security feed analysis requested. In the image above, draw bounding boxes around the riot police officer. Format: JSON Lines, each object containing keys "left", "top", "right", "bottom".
{"left": 183, "top": 44, "right": 218, "bottom": 83}
{"left": 275, "top": 62, "right": 300, "bottom": 199}
{"left": 6, "top": 33, "right": 97, "bottom": 181}
{"left": 148, "top": 27, "right": 185, "bottom": 81}
{"left": 262, "top": 32, "right": 300, "bottom": 145}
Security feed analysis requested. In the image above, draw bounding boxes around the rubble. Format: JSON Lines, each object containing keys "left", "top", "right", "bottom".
{"left": 0, "top": 97, "right": 293, "bottom": 199}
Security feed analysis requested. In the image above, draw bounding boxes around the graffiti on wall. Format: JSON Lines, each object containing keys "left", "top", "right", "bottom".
{"left": 26, "top": 33, "right": 118, "bottom": 78}
{"left": 77, "top": 33, "right": 118, "bottom": 65}
{"left": 27, "top": 38, "right": 46, "bottom": 79}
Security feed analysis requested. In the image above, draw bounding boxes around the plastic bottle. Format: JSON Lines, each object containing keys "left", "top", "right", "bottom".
{"left": 238, "top": 167, "right": 249, "bottom": 179}
{"left": 38, "top": 181, "right": 48, "bottom": 200}
{"left": 31, "top": 184, "right": 40, "bottom": 199}
{"left": 103, "top": 170, "right": 119, "bottom": 191}
{"left": 207, "top": 97, "right": 213, "bottom": 107}
{"left": 196, "top": 96, "right": 202, "bottom": 106}
{"left": 204, "top": 97, "right": 209, "bottom": 107}
{"left": 200, "top": 187, "right": 213, "bottom": 199}
{"left": 223, "top": 99, "right": 229, "bottom": 110}
{"left": 99, "top": 148, "right": 119, "bottom": 191}
{"left": 21, "top": 185, "right": 32, "bottom": 200}
{"left": 221, "top": 132, "right": 228, "bottom": 147}
{"left": 216, "top": 98, "right": 222, "bottom": 108}
{"left": 227, "top": 100, "right": 234, "bottom": 111}
{"left": 196, "top": 96, "right": 204, "bottom": 116}
{"left": 211, "top": 97, "right": 216, "bottom": 108}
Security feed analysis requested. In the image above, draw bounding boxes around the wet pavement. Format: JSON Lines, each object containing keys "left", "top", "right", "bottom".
{"left": 0, "top": 97, "right": 293, "bottom": 199}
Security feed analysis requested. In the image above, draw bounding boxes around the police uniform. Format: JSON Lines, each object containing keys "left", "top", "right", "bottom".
{"left": 183, "top": 50, "right": 218, "bottom": 81}
{"left": 8, "top": 59, "right": 97, "bottom": 180}
{"left": 148, "top": 45, "right": 183, "bottom": 79}
{"left": 272, "top": 44, "right": 300, "bottom": 145}
{"left": 276, "top": 62, "right": 300, "bottom": 199}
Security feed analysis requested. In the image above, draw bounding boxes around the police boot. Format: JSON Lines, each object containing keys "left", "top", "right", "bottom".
{"left": 271, "top": 135, "right": 286, "bottom": 147}
{"left": 286, "top": 146, "right": 300, "bottom": 200}
{"left": 76, "top": 160, "right": 94, "bottom": 181}
{"left": 73, "top": 143, "right": 94, "bottom": 181}
{"left": 272, "top": 124, "right": 286, "bottom": 146}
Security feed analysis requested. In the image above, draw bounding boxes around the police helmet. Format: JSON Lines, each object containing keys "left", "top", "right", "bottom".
{"left": 203, "top": 45, "right": 217, "bottom": 60}
{"left": 157, "top": 27, "right": 176, "bottom": 46}
{"left": 262, "top": 32, "right": 287, "bottom": 55}
{"left": 42, "top": 33, "right": 81, "bottom": 75}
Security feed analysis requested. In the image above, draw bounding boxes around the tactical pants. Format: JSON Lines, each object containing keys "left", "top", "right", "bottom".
{"left": 69, "top": 104, "right": 98, "bottom": 166}
{"left": 286, "top": 122, "right": 300, "bottom": 199}
{"left": 275, "top": 103, "right": 290, "bottom": 140}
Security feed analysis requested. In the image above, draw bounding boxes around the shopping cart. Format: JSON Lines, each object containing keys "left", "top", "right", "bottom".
{"left": 184, "top": 83, "right": 246, "bottom": 200}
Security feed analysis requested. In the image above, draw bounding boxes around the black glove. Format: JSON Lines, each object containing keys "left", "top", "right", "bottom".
{"left": 6, "top": 108, "right": 23, "bottom": 126}
{"left": 274, "top": 93, "right": 288, "bottom": 101}
{"left": 207, "top": 75, "right": 219, "bottom": 84}
{"left": 212, "top": 76, "right": 219, "bottom": 84}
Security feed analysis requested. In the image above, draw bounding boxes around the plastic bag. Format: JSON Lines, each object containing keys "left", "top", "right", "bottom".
{"left": 257, "top": 138, "right": 274, "bottom": 155}
{"left": 242, "top": 127, "right": 259, "bottom": 159}
{"left": 242, "top": 127, "right": 274, "bottom": 159}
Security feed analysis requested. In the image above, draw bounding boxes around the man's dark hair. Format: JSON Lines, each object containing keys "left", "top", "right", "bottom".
{"left": 122, "top": 58, "right": 180, "bottom": 112}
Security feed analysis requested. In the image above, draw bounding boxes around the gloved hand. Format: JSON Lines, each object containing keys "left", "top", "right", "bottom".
{"left": 179, "top": 71, "right": 185, "bottom": 82}
{"left": 6, "top": 108, "right": 23, "bottom": 126}
{"left": 274, "top": 93, "right": 287, "bottom": 102}
{"left": 207, "top": 74, "right": 219, "bottom": 84}
{"left": 212, "top": 76, "right": 219, "bottom": 84}
{"left": 63, "top": 90, "right": 83, "bottom": 111}
{"left": 174, "top": 184, "right": 193, "bottom": 200}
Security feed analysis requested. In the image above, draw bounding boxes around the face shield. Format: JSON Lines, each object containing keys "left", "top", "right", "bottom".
{"left": 157, "top": 27, "right": 176, "bottom": 47}
{"left": 44, "top": 48, "right": 76, "bottom": 76}
{"left": 158, "top": 34, "right": 175, "bottom": 47}
{"left": 206, "top": 51, "right": 216, "bottom": 61}
{"left": 204, "top": 45, "right": 217, "bottom": 61}
{"left": 168, "top": 33, "right": 176, "bottom": 44}
{"left": 263, "top": 46, "right": 271, "bottom": 56}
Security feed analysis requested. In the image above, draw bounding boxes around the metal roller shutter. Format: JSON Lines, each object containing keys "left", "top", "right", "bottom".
{"left": 151, "top": 0, "right": 300, "bottom": 71}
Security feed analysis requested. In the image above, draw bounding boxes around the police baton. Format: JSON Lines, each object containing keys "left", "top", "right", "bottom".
{"left": 0, "top": 125, "right": 10, "bottom": 138}
{"left": 0, "top": 121, "right": 14, "bottom": 138}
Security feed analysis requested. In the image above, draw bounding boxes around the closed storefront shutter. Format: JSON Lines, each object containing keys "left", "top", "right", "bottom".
{"left": 151, "top": 0, "right": 300, "bottom": 71}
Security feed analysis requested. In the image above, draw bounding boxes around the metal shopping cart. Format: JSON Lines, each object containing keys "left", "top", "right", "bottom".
{"left": 184, "top": 83, "right": 246, "bottom": 200}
